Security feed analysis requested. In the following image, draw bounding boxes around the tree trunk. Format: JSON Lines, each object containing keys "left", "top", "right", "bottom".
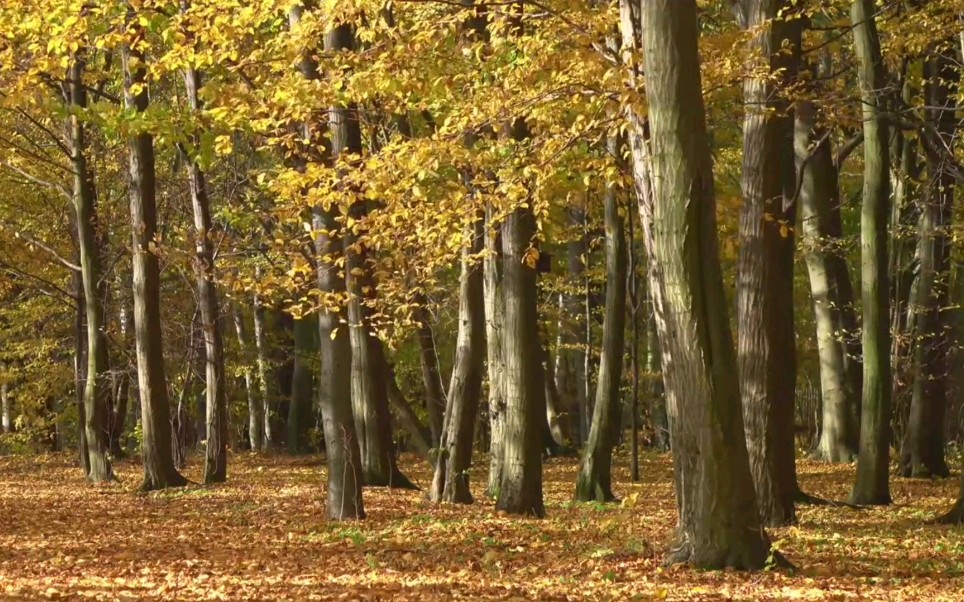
{"left": 735, "top": 0, "right": 800, "bottom": 526}
{"left": 288, "top": 4, "right": 365, "bottom": 518}
{"left": 233, "top": 303, "right": 263, "bottom": 450}
{"left": 179, "top": 55, "right": 229, "bottom": 484}
{"left": 575, "top": 146, "right": 626, "bottom": 503}
{"left": 384, "top": 363, "right": 432, "bottom": 460}
{"left": 850, "top": 0, "right": 892, "bottom": 506}
{"left": 430, "top": 216, "right": 486, "bottom": 503}
{"left": 288, "top": 317, "right": 316, "bottom": 454}
{"left": 796, "top": 99, "right": 858, "bottom": 463}
{"left": 328, "top": 22, "right": 415, "bottom": 490}
{"left": 484, "top": 201, "right": 507, "bottom": 497}
{"left": 557, "top": 209, "right": 590, "bottom": 445}
{"left": 252, "top": 283, "right": 272, "bottom": 449}
{"left": 626, "top": 0, "right": 772, "bottom": 568}
{"left": 541, "top": 336, "right": 569, "bottom": 450}
{"left": 900, "top": 48, "right": 957, "bottom": 479}
{"left": 122, "top": 19, "right": 187, "bottom": 491}
{"left": 1, "top": 367, "right": 9, "bottom": 434}
{"left": 68, "top": 52, "right": 113, "bottom": 483}
{"left": 414, "top": 303, "right": 446, "bottom": 444}
{"left": 496, "top": 200, "right": 545, "bottom": 517}
{"left": 73, "top": 273, "right": 90, "bottom": 475}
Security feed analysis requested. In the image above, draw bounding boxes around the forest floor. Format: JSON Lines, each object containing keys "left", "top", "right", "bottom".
{"left": 1, "top": 450, "right": 963, "bottom": 601}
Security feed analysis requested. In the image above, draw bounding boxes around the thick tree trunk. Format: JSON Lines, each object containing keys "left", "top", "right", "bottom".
{"left": 233, "top": 303, "right": 263, "bottom": 450}
{"left": 122, "top": 23, "right": 186, "bottom": 491}
{"left": 850, "top": 0, "right": 892, "bottom": 506}
{"left": 414, "top": 303, "right": 446, "bottom": 444}
{"left": 180, "top": 58, "right": 229, "bottom": 484}
{"left": 430, "top": 216, "right": 486, "bottom": 503}
{"left": 626, "top": 0, "right": 772, "bottom": 568}
{"left": 68, "top": 53, "right": 113, "bottom": 483}
{"left": 900, "top": 49, "right": 957, "bottom": 479}
{"left": 796, "top": 100, "right": 858, "bottom": 463}
{"left": 575, "top": 153, "right": 626, "bottom": 503}
{"left": 496, "top": 200, "right": 545, "bottom": 517}
{"left": 736, "top": 0, "right": 800, "bottom": 526}
{"left": 288, "top": 317, "right": 316, "bottom": 454}
{"left": 484, "top": 201, "right": 507, "bottom": 497}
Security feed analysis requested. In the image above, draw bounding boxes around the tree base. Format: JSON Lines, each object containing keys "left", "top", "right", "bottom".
{"left": 662, "top": 534, "right": 786, "bottom": 571}
{"left": 365, "top": 469, "right": 420, "bottom": 490}
{"left": 931, "top": 499, "right": 964, "bottom": 525}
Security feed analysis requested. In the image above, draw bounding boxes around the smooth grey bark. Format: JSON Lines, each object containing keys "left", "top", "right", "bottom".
{"left": 484, "top": 201, "right": 507, "bottom": 498}
{"left": 289, "top": 4, "right": 365, "bottom": 518}
{"left": 541, "top": 336, "right": 569, "bottom": 450}
{"left": 179, "top": 49, "right": 228, "bottom": 484}
{"left": 288, "top": 317, "right": 316, "bottom": 454}
{"left": 735, "top": 0, "right": 799, "bottom": 526}
{"left": 232, "top": 303, "right": 263, "bottom": 450}
{"left": 384, "top": 364, "right": 432, "bottom": 460}
{"left": 796, "top": 99, "right": 858, "bottom": 463}
{"left": 900, "top": 48, "right": 957, "bottom": 479}
{"left": 850, "top": 0, "right": 892, "bottom": 506}
{"left": 625, "top": 0, "right": 772, "bottom": 568}
{"left": 430, "top": 216, "right": 486, "bottom": 503}
{"left": 68, "top": 52, "right": 113, "bottom": 483}
{"left": 122, "top": 21, "right": 186, "bottom": 491}
{"left": 575, "top": 149, "right": 626, "bottom": 503}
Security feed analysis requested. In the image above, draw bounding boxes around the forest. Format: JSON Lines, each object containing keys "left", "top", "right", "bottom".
{"left": 2, "top": 0, "right": 964, "bottom": 599}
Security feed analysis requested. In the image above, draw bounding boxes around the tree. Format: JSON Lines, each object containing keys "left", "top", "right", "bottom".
{"left": 287, "top": 317, "right": 316, "bottom": 454}
{"left": 850, "top": 0, "right": 892, "bottom": 507}
{"left": 67, "top": 51, "right": 113, "bottom": 484}
{"left": 734, "top": 0, "right": 800, "bottom": 526}
{"left": 122, "top": 9, "right": 186, "bottom": 491}
{"left": 624, "top": 0, "right": 772, "bottom": 568}
{"left": 900, "top": 45, "right": 958, "bottom": 479}
{"left": 429, "top": 216, "right": 486, "bottom": 503}
{"left": 575, "top": 137, "right": 626, "bottom": 503}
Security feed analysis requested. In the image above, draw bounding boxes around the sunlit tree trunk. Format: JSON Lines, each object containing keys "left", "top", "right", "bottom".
{"left": 575, "top": 142, "right": 626, "bottom": 502}
{"left": 179, "top": 48, "right": 228, "bottom": 483}
{"left": 122, "top": 14, "right": 186, "bottom": 491}
{"left": 557, "top": 209, "right": 589, "bottom": 445}
{"left": 252, "top": 282, "right": 272, "bottom": 449}
{"left": 233, "top": 303, "right": 263, "bottom": 450}
{"left": 796, "top": 99, "right": 858, "bottom": 463}
{"left": 484, "top": 201, "right": 507, "bottom": 497}
{"left": 430, "top": 216, "right": 486, "bottom": 503}
{"left": 735, "top": 0, "right": 800, "bottom": 526}
{"left": 850, "top": 0, "right": 892, "bottom": 506}
{"left": 1, "top": 366, "right": 10, "bottom": 434}
{"left": 626, "top": 0, "right": 772, "bottom": 568}
{"left": 68, "top": 52, "right": 113, "bottom": 483}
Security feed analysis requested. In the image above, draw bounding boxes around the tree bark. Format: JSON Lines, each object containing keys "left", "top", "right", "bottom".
{"left": 122, "top": 15, "right": 186, "bottom": 491}
{"left": 430, "top": 216, "right": 486, "bottom": 503}
{"left": 288, "top": 317, "right": 316, "bottom": 454}
{"left": 1, "top": 366, "right": 10, "bottom": 434}
{"left": 68, "top": 52, "right": 113, "bottom": 483}
{"left": 557, "top": 209, "right": 589, "bottom": 445}
{"left": 796, "top": 99, "right": 858, "bottom": 463}
{"left": 626, "top": 0, "right": 772, "bottom": 568}
{"left": 900, "top": 48, "right": 957, "bottom": 479}
{"left": 850, "top": 0, "right": 892, "bottom": 506}
{"left": 575, "top": 144, "right": 626, "bottom": 502}
{"left": 252, "top": 281, "right": 272, "bottom": 449}
{"left": 484, "top": 201, "right": 507, "bottom": 498}
{"left": 289, "top": 4, "right": 365, "bottom": 518}
{"left": 233, "top": 303, "right": 263, "bottom": 450}
{"left": 735, "top": 0, "right": 800, "bottom": 526}
{"left": 496, "top": 200, "right": 546, "bottom": 517}
{"left": 179, "top": 52, "right": 229, "bottom": 484}
{"left": 414, "top": 303, "right": 446, "bottom": 445}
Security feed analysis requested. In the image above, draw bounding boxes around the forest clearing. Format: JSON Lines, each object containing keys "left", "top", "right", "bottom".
{"left": 2, "top": 451, "right": 964, "bottom": 601}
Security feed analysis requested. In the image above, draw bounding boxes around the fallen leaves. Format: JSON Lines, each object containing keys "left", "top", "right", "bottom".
{"left": 1, "top": 452, "right": 963, "bottom": 600}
